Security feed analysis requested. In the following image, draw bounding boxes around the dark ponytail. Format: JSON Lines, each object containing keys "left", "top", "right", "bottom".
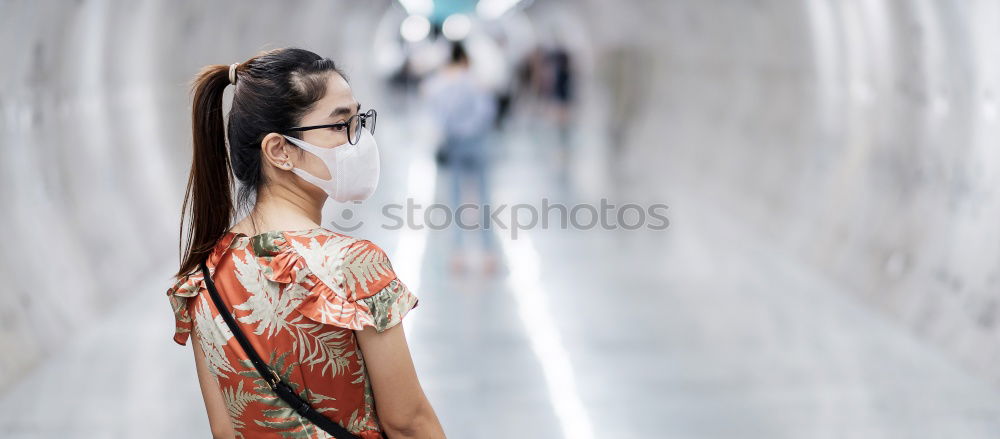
{"left": 176, "top": 48, "right": 347, "bottom": 278}
{"left": 177, "top": 64, "right": 236, "bottom": 278}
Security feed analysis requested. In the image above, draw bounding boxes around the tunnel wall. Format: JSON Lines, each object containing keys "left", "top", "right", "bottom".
{"left": 0, "top": 0, "right": 387, "bottom": 392}
{"left": 572, "top": 0, "right": 1000, "bottom": 383}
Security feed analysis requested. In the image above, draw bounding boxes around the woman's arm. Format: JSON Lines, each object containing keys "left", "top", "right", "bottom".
{"left": 355, "top": 324, "right": 446, "bottom": 438}
{"left": 192, "top": 334, "right": 237, "bottom": 439}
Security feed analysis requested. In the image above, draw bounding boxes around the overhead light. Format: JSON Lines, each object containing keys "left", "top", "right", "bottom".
{"left": 442, "top": 14, "right": 472, "bottom": 41}
{"left": 476, "top": 0, "right": 522, "bottom": 20}
{"left": 397, "top": 0, "right": 433, "bottom": 16}
{"left": 400, "top": 14, "right": 431, "bottom": 43}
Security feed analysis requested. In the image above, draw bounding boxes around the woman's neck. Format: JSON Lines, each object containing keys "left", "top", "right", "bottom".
{"left": 230, "top": 187, "right": 324, "bottom": 235}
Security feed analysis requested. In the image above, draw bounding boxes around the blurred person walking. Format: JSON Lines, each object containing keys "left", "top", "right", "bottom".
{"left": 548, "top": 46, "right": 575, "bottom": 162}
{"left": 421, "top": 42, "right": 499, "bottom": 274}
{"left": 167, "top": 48, "right": 446, "bottom": 439}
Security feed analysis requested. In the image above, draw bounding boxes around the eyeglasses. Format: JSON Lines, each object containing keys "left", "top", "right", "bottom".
{"left": 284, "top": 109, "right": 377, "bottom": 145}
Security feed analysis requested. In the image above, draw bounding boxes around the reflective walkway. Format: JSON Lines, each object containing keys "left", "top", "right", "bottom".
{"left": 3, "top": 106, "right": 1000, "bottom": 438}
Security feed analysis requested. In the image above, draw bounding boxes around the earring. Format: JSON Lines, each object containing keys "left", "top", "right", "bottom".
{"left": 283, "top": 163, "right": 292, "bottom": 169}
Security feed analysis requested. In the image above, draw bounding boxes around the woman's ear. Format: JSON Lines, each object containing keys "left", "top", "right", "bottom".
{"left": 261, "top": 133, "right": 295, "bottom": 170}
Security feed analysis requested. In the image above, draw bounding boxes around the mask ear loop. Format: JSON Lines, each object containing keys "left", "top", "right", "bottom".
{"left": 283, "top": 136, "right": 323, "bottom": 163}
{"left": 281, "top": 135, "right": 339, "bottom": 187}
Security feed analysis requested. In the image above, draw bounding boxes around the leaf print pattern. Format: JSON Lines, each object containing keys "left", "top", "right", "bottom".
{"left": 289, "top": 234, "right": 354, "bottom": 293}
{"left": 221, "top": 380, "right": 257, "bottom": 437}
{"left": 193, "top": 295, "right": 237, "bottom": 378}
{"left": 232, "top": 251, "right": 298, "bottom": 338}
{"left": 166, "top": 228, "right": 418, "bottom": 439}
{"left": 338, "top": 241, "right": 394, "bottom": 297}
{"left": 359, "top": 279, "right": 418, "bottom": 333}
{"left": 287, "top": 314, "right": 355, "bottom": 378}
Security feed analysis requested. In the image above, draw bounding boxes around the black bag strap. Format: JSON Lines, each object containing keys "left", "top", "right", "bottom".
{"left": 199, "top": 261, "right": 362, "bottom": 439}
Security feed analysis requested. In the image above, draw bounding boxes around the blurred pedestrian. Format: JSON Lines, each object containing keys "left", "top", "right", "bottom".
{"left": 421, "top": 42, "right": 499, "bottom": 274}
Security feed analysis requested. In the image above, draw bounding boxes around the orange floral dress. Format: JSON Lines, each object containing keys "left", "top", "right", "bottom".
{"left": 166, "top": 228, "right": 419, "bottom": 438}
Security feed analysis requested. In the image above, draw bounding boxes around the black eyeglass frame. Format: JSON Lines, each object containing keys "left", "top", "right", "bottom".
{"left": 284, "top": 109, "right": 377, "bottom": 145}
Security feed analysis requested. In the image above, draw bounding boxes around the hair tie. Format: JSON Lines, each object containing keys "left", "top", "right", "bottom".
{"left": 228, "top": 63, "right": 238, "bottom": 85}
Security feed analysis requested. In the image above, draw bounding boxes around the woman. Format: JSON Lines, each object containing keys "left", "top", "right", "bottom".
{"left": 166, "top": 48, "right": 446, "bottom": 439}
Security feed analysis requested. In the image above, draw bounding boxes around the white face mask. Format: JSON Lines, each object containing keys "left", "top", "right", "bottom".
{"left": 281, "top": 129, "right": 380, "bottom": 202}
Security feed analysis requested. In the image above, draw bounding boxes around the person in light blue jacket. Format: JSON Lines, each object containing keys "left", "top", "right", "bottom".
{"left": 422, "top": 42, "right": 498, "bottom": 273}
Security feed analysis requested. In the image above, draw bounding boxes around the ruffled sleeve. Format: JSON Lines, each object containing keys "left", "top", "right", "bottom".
{"left": 166, "top": 268, "right": 207, "bottom": 346}
{"left": 165, "top": 233, "right": 234, "bottom": 346}
{"left": 286, "top": 233, "right": 419, "bottom": 333}
{"left": 355, "top": 277, "right": 418, "bottom": 333}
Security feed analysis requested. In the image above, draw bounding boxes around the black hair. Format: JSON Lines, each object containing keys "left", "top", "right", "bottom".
{"left": 177, "top": 47, "right": 347, "bottom": 277}
{"left": 450, "top": 41, "right": 468, "bottom": 64}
